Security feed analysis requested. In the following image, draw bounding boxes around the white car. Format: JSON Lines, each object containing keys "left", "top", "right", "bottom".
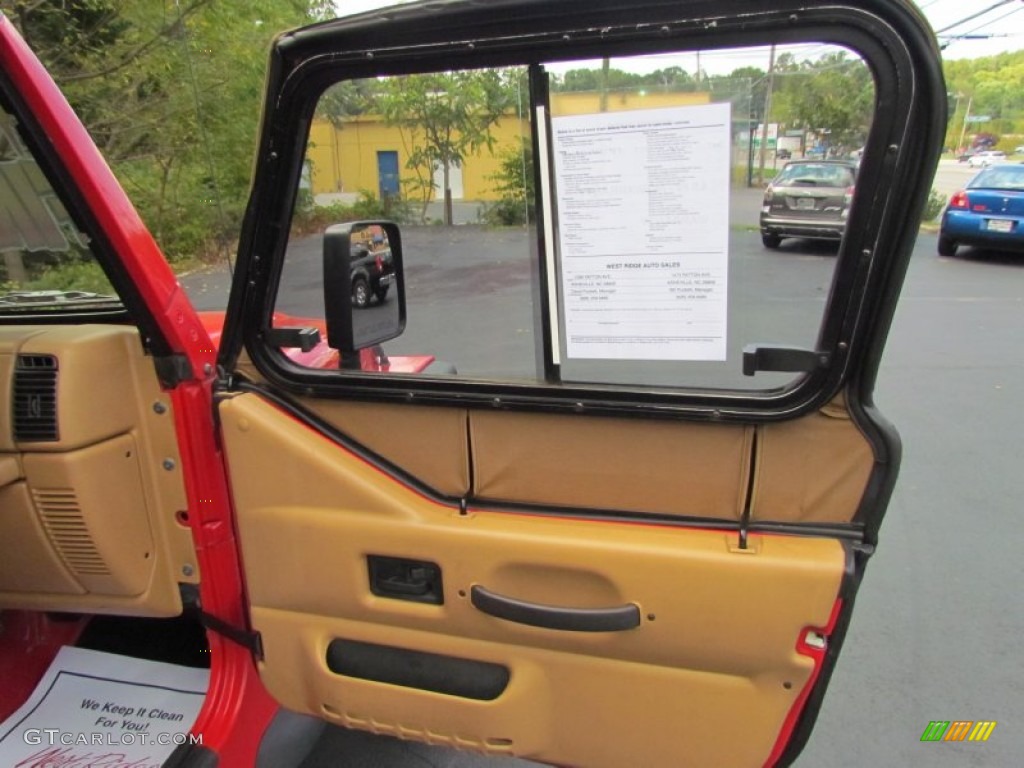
{"left": 1015, "top": 145, "right": 1024, "bottom": 155}
{"left": 968, "top": 150, "right": 1007, "bottom": 168}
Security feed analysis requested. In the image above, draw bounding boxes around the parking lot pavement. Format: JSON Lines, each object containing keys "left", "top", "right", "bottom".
{"left": 730, "top": 184, "right": 766, "bottom": 228}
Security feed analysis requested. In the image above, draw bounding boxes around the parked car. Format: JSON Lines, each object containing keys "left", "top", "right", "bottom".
{"left": 760, "top": 159, "right": 858, "bottom": 248}
{"left": 1015, "top": 145, "right": 1024, "bottom": 155}
{"left": 967, "top": 150, "right": 1007, "bottom": 168}
{"left": 939, "top": 164, "right": 1024, "bottom": 257}
{"left": 776, "top": 148, "right": 792, "bottom": 160}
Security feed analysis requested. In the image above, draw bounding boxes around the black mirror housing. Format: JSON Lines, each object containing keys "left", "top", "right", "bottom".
{"left": 323, "top": 221, "right": 406, "bottom": 363}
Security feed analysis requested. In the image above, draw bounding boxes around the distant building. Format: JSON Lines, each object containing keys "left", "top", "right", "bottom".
{"left": 306, "top": 89, "right": 711, "bottom": 203}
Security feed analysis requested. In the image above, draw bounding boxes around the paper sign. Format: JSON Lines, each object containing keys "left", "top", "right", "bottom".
{"left": 551, "top": 102, "right": 731, "bottom": 361}
{"left": 0, "top": 646, "right": 209, "bottom": 767}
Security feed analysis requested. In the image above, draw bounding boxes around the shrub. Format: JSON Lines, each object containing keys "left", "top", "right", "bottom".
{"left": 484, "top": 140, "right": 534, "bottom": 227}
{"left": 291, "top": 190, "right": 413, "bottom": 236}
{"left": 481, "top": 198, "right": 530, "bottom": 227}
{"left": 18, "top": 258, "right": 114, "bottom": 294}
{"left": 922, "top": 189, "right": 946, "bottom": 222}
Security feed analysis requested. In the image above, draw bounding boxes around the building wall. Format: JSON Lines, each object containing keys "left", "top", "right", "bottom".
{"left": 549, "top": 90, "right": 709, "bottom": 116}
{"left": 308, "top": 90, "right": 711, "bottom": 202}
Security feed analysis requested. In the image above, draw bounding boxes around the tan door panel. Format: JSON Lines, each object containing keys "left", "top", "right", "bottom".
{"left": 243, "top": 391, "right": 874, "bottom": 525}
{"left": 469, "top": 410, "right": 752, "bottom": 519}
{"left": 301, "top": 399, "right": 471, "bottom": 498}
{"left": 277, "top": 392, "right": 753, "bottom": 520}
{"left": 222, "top": 393, "right": 846, "bottom": 768}
{"left": 752, "top": 405, "right": 874, "bottom": 524}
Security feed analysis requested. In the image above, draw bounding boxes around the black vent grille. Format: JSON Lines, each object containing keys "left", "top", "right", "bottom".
{"left": 13, "top": 354, "right": 59, "bottom": 442}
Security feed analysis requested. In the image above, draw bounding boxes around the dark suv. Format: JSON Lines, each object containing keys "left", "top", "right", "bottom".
{"left": 349, "top": 243, "right": 394, "bottom": 308}
{"left": 760, "top": 159, "right": 858, "bottom": 248}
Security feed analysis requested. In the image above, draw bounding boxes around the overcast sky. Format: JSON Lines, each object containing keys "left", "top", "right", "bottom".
{"left": 332, "top": 0, "right": 1024, "bottom": 61}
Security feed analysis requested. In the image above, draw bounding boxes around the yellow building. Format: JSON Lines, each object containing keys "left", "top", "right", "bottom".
{"left": 307, "top": 89, "right": 711, "bottom": 202}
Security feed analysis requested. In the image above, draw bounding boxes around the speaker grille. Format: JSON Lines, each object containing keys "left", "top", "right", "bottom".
{"left": 34, "top": 488, "right": 110, "bottom": 576}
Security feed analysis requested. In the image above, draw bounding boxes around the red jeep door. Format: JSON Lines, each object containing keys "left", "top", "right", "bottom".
{"left": 213, "top": 2, "right": 946, "bottom": 766}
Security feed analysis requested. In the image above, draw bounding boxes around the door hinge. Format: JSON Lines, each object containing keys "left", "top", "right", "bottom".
{"left": 180, "top": 584, "right": 263, "bottom": 660}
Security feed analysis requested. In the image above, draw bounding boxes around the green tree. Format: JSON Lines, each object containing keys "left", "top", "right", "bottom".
{"left": 553, "top": 67, "right": 644, "bottom": 92}
{"left": 944, "top": 51, "right": 1024, "bottom": 147}
{"left": 374, "top": 69, "right": 515, "bottom": 225}
{"left": 772, "top": 52, "right": 873, "bottom": 152}
{"left": 484, "top": 138, "right": 534, "bottom": 226}
{"left": 646, "top": 66, "right": 699, "bottom": 92}
{"left": 317, "top": 79, "right": 379, "bottom": 127}
{"left": 4, "top": 0, "right": 330, "bottom": 261}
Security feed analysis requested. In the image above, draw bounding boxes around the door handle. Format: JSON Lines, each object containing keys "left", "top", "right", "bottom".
{"left": 368, "top": 556, "right": 443, "bottom": 604}
{"left": 470, "top": 585, "right": 640, "bottom": 632}
{"left": 379, "top": 575, "right": 431, "bottom": 596}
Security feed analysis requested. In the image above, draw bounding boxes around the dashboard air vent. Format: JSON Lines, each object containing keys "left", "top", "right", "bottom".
{"left": 13, "top": 354, "right": 59, "bottom": 441}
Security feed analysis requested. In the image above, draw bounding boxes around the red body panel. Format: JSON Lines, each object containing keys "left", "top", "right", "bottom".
{"left": 198, "top": 310, "right": 435, "bottom": 373}
{"left": 0, "top": 16, "right": 275, "bottom": 759}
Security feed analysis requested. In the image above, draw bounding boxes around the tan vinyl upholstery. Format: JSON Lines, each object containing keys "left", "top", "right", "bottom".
{"left": 468, "top": 410, "right": 752, "bottom": 519}
{"left": 752, "top": 399, "right": 874, "bottom": 523}
{"left": 288, "top": 391, "right": 873, "bottom": 524}
{"left": 0, "top": 325, "right": 196, "bottom": 616}
{"left": 302, "top": 400, "right": 471, "bottom": 497}
{"left": 220, "top": 392, "right": 847, "bottom": 768}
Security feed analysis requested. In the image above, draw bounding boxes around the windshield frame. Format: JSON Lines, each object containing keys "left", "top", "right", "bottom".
{"left": 0, "top": 44, "right": 183, "bottom": 354}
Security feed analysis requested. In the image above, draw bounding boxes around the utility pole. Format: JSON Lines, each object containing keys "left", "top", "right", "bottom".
{"left": 757, "top": 44, "right": 776, "bottom": 185}
{"left": 957, "top": 96, "right": 973, "bottom": 154}
{"left": 599, "top": 57, "right": 610, "bottom": 112}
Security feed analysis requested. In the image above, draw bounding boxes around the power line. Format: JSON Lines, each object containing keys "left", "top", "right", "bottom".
{"left": 940, "top": 5, "right": 1024, "bottom": 47}
{"left": 958, "top": 5, "right": 1023, "bottom": 37}
{"left": 934, "top": 0, "right": 1017, "bottom": 34}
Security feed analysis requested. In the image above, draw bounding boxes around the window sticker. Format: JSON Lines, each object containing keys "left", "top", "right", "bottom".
{"left": 551, "top": 103, "right": 731, "bottom": 361}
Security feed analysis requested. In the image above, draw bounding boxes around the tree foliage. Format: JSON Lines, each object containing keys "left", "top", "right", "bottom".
{"left": 374, "top": 69, "right": 516, "bottom": 224}
{"left": 484, "top": 139, "right": 534, "bottom": 227}
{"left": 770, "top": 51, "right": 874, "bottom": 151}
{"left": 944, "top": 50, "right": 1024, "bottom": 149}
{"left": 3, "top": 0, "right": 330, "bottom": 261}
{"left": 553, "top": 65, "right": 706, "bottom": 93}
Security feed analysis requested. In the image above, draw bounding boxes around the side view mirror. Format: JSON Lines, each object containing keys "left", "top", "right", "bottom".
{"left": 323, "top": 221, "right": 406, "bottom": 367}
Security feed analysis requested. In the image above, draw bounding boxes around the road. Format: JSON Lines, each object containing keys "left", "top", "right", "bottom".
{"left": 181, "top": 226, "right": 1023, "bottom": 767}
{"left": 931, "top": 157, "right": 992, "bottom": 200}
{"left": 798, "top": 234, "right": 1023, "bottom": 768}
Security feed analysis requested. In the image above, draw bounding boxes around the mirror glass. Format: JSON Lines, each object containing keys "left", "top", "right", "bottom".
{"left": 338, "top": 223, "right": 403, "bottom": 353}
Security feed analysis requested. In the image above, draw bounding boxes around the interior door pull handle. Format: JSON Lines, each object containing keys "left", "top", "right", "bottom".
{"left": 470, "top": 585, "right": 641, "bottom": 632}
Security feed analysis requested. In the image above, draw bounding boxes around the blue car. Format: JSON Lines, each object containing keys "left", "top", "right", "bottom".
{"left": 939, "top": 164, "right": 1024, "bottom": 257}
